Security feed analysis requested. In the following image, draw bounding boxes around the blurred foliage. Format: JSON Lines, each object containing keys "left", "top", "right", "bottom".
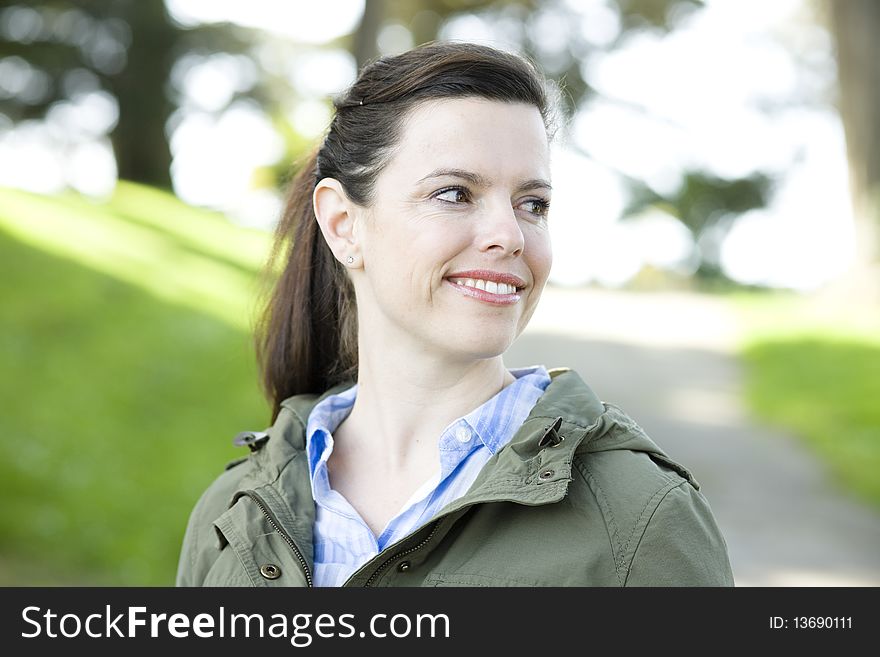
{"left": 625, "top": 171, "right": 774, "bottom": 279}
{"left": 351, "top": 0, "right": 705, "bottom": 122}
{"left": 0, "top": 0, "right": 268, "bottom": 187}
{"left": 0, "top": 183, "right": 270, "bottom": 584}
{"left": 0, "top": 0, "right": 815, "bottom": 284}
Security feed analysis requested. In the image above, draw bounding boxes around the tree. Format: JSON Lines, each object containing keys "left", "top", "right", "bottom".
{"left": 2, "top": 0, "right": 775, "bottom": 284}
{"left": 828, "top": 0, "right": 880, "bottom": 294}
{"left": 0, "top": 0, "right": 255, "bottom": 189}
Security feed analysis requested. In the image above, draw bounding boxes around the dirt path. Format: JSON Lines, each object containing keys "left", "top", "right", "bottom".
{"left": 507, "top": 287, "right": 880, "bottom": 586}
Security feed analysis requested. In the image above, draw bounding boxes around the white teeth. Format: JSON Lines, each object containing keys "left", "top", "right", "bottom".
{"left": 452, "top": 278, "right": 519, "bottom": 294}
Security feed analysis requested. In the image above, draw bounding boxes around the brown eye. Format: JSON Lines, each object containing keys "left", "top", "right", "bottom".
{"left": 520, "top": 198, "right": 551, "bottom": 218}
{"left": 435, "top": 187, "right": 470, "bottom": 204}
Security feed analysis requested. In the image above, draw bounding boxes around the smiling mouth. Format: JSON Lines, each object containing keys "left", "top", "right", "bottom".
{"left": 445, "top": 269, "right": 527, "bottom": 293}
{"left": 447, "top": 277, "right": 520, "bottom": 295}
{"left": 443, "top": 271, "right": 526, "bottom": 305}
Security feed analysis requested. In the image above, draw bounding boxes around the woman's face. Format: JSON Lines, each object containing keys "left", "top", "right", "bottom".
{"left": 352, "top": 97, "right": 552, "bottom": 364}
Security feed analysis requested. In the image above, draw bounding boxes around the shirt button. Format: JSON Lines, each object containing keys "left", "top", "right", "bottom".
{"left": 455, "top": 426, "right": 471, "bottom": 443}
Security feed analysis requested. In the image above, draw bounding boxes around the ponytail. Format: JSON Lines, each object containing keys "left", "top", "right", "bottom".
{"left": 255, "top": 149, "right": 358, "bottom": 422}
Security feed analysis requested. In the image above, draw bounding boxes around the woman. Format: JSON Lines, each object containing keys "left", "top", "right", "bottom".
{"left": 177, "top": 41, "right": 734, "bottom": 587}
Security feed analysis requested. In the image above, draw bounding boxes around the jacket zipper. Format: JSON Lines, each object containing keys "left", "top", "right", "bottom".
{"left": 242, "top": 491, "right": 313, "bottom": 587}
{"left": 362, "top": 519, "right": 442, "bottom": 587}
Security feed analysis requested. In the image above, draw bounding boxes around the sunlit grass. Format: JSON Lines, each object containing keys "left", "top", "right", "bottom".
{"left": 736, "top": 291, "right": 880, "bottom": 508}
{"left": 733, "top": 290, "right": 880, "bottom": 345}
{"left": 0, "top": 184, "right": 272, "bottom": 584}
{"left": 101, "top": 182, "right": 271, "bottom": 270}
{"left": 0, "top": 183, "right": 271, "bottom": 330}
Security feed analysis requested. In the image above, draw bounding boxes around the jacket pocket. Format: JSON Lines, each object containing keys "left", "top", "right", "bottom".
{"left": 211, "top": 496, "right": 311, "bottom": 587}
{"left": 201, "top": 545, "right": 258, "bottom": 587}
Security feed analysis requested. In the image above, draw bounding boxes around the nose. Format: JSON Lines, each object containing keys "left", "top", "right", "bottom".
{"left": 477, "top": 199, "right": 525, "bottom": 257}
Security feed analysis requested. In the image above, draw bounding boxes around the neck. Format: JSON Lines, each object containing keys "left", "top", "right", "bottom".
{"left": 341, "top": 335, "right": 514, "bottom": 470}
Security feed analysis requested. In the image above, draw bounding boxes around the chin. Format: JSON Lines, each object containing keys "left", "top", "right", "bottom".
{"left": 429, "top": 318, "right": 520, "bottom": 358}
{"left": 447, "top": 336, "right": 515, "bottom": 362}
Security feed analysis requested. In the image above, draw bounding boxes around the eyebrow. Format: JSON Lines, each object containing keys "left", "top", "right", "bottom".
{"left": 417, "top": 168, "right": 552, "bottom": 193}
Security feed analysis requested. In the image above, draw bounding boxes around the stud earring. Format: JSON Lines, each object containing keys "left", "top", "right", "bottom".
{"left": 346, "top": 255, "right": 354, "bottom": 264}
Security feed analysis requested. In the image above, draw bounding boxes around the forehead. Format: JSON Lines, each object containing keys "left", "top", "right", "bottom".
{"left": 385, "top": 98, "right": 550, "bottom": 183}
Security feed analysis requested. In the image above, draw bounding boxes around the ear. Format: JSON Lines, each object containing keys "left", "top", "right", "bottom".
{"left": 313, "top": 178, "right": 360, "bottom": 266}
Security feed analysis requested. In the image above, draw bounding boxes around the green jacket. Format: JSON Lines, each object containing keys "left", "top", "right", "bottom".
{"left": 176, "top": 368, "right": 734, "bottom": 586}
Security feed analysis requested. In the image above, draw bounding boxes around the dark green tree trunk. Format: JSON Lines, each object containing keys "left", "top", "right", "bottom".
{"left": 105, "top": 1, "right": 176, "bottom": 188}
{"left": 353, "top": 0, "right": 385, "bottom": 70}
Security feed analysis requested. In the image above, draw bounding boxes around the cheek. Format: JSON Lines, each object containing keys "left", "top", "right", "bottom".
{"left": 525, "top": 229, "right": 553, "bottom": 281}
{"left": 365, "top": 229, "right": 448, "bottom": 297}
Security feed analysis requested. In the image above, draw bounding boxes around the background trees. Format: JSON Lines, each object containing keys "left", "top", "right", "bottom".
{"left": 1, "top": 0, "right": 874, "bottom": 290}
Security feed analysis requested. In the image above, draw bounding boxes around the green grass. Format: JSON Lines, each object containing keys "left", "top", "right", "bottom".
{"left": 4, "top": 180, "right": 878, "bottom": 583}
{"left": 736, "top": 292, "right": 880, "bottom": 508}
{"left": 0, "top": 183, "right": 272, "bottom": 584}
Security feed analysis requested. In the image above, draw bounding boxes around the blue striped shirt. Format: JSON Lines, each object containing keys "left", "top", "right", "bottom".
{"left": 305, "top": 365, "right": 551, "bottom": 587}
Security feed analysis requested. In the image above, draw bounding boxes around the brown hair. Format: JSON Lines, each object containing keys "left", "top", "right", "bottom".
{"left": 256, "top": 41, "right": 556, "bottom": 421}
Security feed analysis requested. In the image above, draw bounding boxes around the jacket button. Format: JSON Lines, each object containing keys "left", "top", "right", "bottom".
{"left": 539, "top": 469, "right": 555, "bottom": 480}
{"left": 259, "top": 563, "right": 281, "bottom": 580}
{"left": 397, "top": 561, "right": 411, "bottom": 572}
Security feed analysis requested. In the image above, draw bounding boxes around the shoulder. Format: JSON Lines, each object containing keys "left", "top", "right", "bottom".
{"left": 194, "top": 457, "right": 254, "bottom": 524}
{"left": 569, "top": 403, "right": 699, "bottom": 520}
{"left": 176, "top": 455, "right": 254, "bottom": 586}
{"left": 175, "top": 403, "right": 316, "bottom": 587}
{"left": 569, "top": 405, "right": 734, "bottom": 586}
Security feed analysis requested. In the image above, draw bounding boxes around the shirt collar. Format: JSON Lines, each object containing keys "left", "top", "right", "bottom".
{"left": 458, "top": 365, "right": 551, "bottom": 455}
{"left": 427, "top": 366, "right": 548, "bottom": 482}
{"left": 305, "top": 383, "right": 358, "bottom": 495}
{"left": 304, "top": 365, "right": 551, "bottom": 489}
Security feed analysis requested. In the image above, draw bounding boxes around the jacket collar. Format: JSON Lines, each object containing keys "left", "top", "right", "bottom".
{"left": 432, "top": 367, "right": 608, "bottom": 512}
{"left": 227, "top": 367, "right": 692, "bottom": 533}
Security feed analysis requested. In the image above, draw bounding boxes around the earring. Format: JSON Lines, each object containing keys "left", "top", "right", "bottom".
{"left": 346, "top": 255, "right": 354, "bottom": 264}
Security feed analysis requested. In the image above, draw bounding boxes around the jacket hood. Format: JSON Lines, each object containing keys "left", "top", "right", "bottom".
{"left": 539, "top": 368, "right": 700, "bottom": 488}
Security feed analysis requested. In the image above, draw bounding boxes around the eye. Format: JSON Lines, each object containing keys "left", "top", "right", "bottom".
{"left": 433, "top": 186, "right": 471, "bottom": 204}
{"left": 519, "top": 197, "right": 551, "bottom": 218}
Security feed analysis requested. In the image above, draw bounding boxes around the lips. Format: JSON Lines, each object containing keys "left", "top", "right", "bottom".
{"left": 443, "top": 269, "right": 527, "bottom": 305}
